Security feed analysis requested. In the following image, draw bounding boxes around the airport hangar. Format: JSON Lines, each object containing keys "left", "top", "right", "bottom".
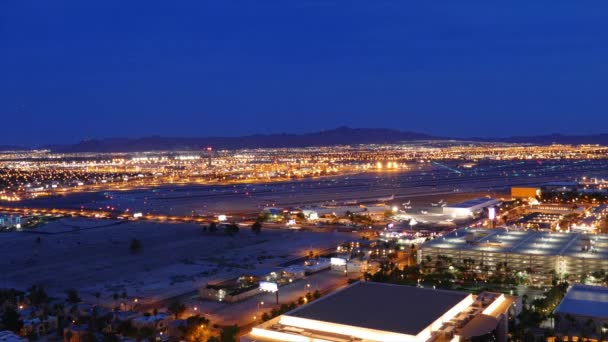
{"left": 442, "top": 198, "right": 500, "bottom": 218}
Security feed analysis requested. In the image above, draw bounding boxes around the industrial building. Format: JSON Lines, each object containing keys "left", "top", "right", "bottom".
{"left": 241, "top": 281, "right": 515, "bottom": 342}
{"left": 442, "top": 198, "right": 500, "bottom": 218}
{"left": 554, "top": 284, "right": 608, "bottom": 336}
{"left": 419, "top": 228, "right": 608, "bottom": 284}
{"left": 511, "top": 186, "right": 540, "bottom": 199}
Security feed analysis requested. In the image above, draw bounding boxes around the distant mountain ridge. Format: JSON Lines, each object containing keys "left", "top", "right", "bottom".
{"left": 45, "top": 127, "right": 439, "bottom": 152}
{"left": 25, "top": 127, "right": 608, "bottom": 152}
{"left": 0, "top": 145, "right": 27, "bottom": 151}
{"left": 470, "top": 133, "right": 608, "bottom": 145}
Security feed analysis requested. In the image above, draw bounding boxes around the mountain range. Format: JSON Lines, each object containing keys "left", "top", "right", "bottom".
{"left": 3, "top": 127, "right": 608, "bottom": 152}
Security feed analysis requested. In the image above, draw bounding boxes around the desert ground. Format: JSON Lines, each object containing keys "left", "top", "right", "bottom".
{"left": 0, "top": 218, "right": 353, "bottom": 305}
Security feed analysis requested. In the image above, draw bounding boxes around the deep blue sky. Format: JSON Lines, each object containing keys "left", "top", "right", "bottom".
{"left": 2, "top": 1, "right": 608, "bottom": 145}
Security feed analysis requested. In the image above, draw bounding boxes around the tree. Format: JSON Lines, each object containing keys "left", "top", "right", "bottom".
{"left": 81, "top": 331, "right": 96, "bottom": 342}
{"left": 1, "top": 307, "right": 22, "bottom": 332}
{"left": 116, "top": 320, "right": 137, "bottom": 337}
{"left": 251, "top": 221, "right": 262, "bottom": 234}
{"left": 312, "top": 290, "right": 321, "bottom": 300}
{"left": 112, "top": 292, "right": 119, "bottom": 308}
{"left": 129, "top": 238, "right": 142, "bottom": 254}
{"left": 219, "top": 325, "right": 239, "bottom": 342}
{"left": 27, "top": 284, "right": 48, "bottom": 306}
{"left": 383, "top": 210, "right": 394, "bottom": 219}
{"left": 0, "top": 289, "right": 22, "bottom": 306}
{"left": 66, "top": 289, "right": 81, "bottom": 304}
{"left": 225, "top": 224, "right": 239, "bottom": 236}
{"left": 138, "top": 327, "right": 155, "bottom": 341}
{"left": 181, "top": 315, "right": 210, "bottom": 341}
{"left": 94, "top": 292, "right": 101, "bottom": 306}
{"left": 167, "top": 300, "right": 186, "bottom": 319}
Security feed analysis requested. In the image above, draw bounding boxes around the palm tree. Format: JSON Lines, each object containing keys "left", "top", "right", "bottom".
{"left": 168, "top": 301, "right": 186, "bottom": 319}
{"left": 112, "top": 293, "right": 119, "bottom": 309}
{"left": 94, "top": 292, "right": 101, "bottom": 306}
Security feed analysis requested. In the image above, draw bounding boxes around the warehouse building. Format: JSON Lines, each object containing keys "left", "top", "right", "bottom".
{"left": 554, "top": 284, "right": 608, "bottom": 336}
{"left": 511, "top": 186, "right": 540, "bottom": 199}
{"left": 241, "top": 281, "right": 515, "bottom": 342}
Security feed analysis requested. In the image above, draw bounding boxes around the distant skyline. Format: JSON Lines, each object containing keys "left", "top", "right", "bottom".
{"left": 2, "top": 1, "right": 608, "bottom": 145}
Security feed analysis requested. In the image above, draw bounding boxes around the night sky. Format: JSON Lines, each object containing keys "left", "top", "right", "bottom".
{"left": 2, "top": 1, "right": 608, "bottom": 145}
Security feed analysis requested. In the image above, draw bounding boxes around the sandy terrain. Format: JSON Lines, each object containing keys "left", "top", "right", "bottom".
{"left": 0, "top": 218, "right": 353, "bottom": 305}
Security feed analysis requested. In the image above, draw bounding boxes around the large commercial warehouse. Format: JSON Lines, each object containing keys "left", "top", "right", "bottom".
{"left": 241, "top": 281, "right": 514, "bottom": 342}
{"left": 554, "top": 284, "right": 608, "bottom": 336}
{"left": 419, "top": 228, "right": 608, "bottom": 284}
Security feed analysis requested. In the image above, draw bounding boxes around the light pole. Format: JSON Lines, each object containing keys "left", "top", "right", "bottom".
{"left": 257, "top": 301, "right": 264, "bottom": 321}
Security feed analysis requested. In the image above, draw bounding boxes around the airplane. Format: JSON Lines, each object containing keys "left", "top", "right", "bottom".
{"left": 377, "top": 194, "right": 395, "bottom": 202}
{"left": 403, "top": 200, "right": 411, "bottom": 206}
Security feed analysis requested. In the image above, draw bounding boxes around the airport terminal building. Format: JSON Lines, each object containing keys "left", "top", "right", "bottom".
{"left": 419, "top": 228, "right": 608, "bottom": 284}
{"left": 241, "top": 281, "right": 514, "bottom": 342}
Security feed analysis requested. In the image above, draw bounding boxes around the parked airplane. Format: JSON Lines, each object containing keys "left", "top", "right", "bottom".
{"left": 377, "top": 194, "right": 395, "bottom": 202}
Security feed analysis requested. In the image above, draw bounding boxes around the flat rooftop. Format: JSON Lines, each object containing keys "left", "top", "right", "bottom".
{"left": 423, "top": 228, "right": 608, "bottom": 259}
{"left": 286, "top": 281, "right": 470, "bottom": 336}
{"left": 555, "top": 284, "right": 608, "bottom": 318}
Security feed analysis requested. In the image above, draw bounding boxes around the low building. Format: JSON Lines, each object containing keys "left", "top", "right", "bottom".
{"left": 526, "top": 203, "right": 584, "bottom": 215}
{"left": 200, "top": 266, "right": 306, "bottom": 303}
{"left": 443, "top": 198, "right": 500, "bottom": 218}
{"left": 302, "top": 258, "right": 331, "bottom": 274}
{"left": 572, "top": 204, "right": 608, "bottom": 233}
{"left": 131, "top": 313, "right": 171, "bottom": 331}
{"left": 516, "top": 212, "right": 563, "bottom": 231}
{"left": 301, "top": 205, "right": 365, "bottom": 220}
{"left": 554, "top": 284, "right": 608, "bottom": 336}
{"left": 329, "top": 256, "right": 378, "bottom": 274}
{"left": 241, "top": 281, "right": 515, "bottom": 342}
{"left": 22, "top": 315, "right": 58, "bottom": 336}
{"left": 511, "top": 186, "right": 540, "bottom": 199}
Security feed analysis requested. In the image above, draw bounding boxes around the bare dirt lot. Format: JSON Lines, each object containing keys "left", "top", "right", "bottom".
{"left": 0, "top": 218, "right": 353, "bottom": 305}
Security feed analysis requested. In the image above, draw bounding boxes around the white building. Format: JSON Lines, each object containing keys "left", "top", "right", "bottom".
{"left": 443, "top": 198, "right": 499, "bottom": 218}
{"left": 241, "top": 282, "right": 514, "bottom": 342}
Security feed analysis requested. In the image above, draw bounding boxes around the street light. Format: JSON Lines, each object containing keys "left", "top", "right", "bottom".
{"left": 257, "top": 301, "right": 264, "bottom": 321}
